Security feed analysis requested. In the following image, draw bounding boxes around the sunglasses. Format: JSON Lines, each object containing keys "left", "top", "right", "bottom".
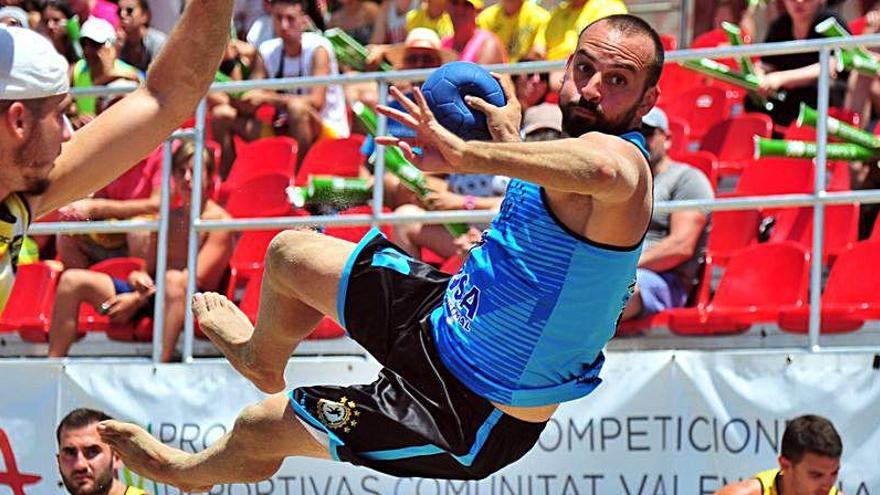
{"left": 404, "top": 53, "right": 441, "bottom": 66}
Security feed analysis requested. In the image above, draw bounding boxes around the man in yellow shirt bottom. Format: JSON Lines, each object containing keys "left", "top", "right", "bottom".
{"left": 715, "top": 415, "right": 842, "bottom": 495}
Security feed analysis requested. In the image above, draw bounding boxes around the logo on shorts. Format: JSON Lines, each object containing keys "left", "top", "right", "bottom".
{"left": 317, "top": 397, "right": 360, "bottom": 433}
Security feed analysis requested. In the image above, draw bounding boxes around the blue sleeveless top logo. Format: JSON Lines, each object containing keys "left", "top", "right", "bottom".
{"left": 431, "top": 131, "right": 649, "bottom": 407}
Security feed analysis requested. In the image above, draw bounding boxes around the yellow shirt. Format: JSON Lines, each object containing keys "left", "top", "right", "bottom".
{"left": 406, "top": 6, "right": 454, "bottom": 39}
{"left": 754, "top": 469, "right": 839, "bottom": 495}
{"left": 543, "top": 0, "right": 627, "bottom": 60}
{"left": 124, "top": 487, "right": 146, "bottom": 495}
{"left": 0, "top": 193, "right": 31, "bottom": 312}
{"left": 477, "top": 1, "right": 550, "bottom": 62}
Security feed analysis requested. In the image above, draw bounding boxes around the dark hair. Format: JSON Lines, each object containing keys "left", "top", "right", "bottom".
{"left": 781, "top": 415, "right": 843, "bottom": 464}
{"left": 580, "top": 14, "right": 665, "bottom": 89}
{"left": 269, "top": 0, "right": 326, "bottom": 31}
{"left": 43, "top": 0, "right": 74, "bottom": 18}
{"left": 136, "top": 0, "right": 151, "bottom": 16}
{"left": 56, "top": 408, "right": 113, "bottom": 444}
{"left": 525, "top": 128, "right": 563, "bottom": 142}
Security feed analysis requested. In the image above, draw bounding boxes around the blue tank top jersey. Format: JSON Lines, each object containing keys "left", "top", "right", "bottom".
{"left": 430, "top": 131, "right": 649, "bottom": 407}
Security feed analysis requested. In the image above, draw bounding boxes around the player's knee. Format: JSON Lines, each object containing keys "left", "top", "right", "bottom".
{"left": 265, "top": 230, "right": 317, "bottom": 274}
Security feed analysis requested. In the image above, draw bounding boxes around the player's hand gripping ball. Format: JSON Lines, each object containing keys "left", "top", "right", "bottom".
{"left": 421, "top": 61, "right": 506, "bottom": 141}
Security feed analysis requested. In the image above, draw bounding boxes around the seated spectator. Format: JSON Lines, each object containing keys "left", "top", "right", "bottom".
{"left": 48, "top": 141, "right": 235, "bottom": 362}
{"left": 67, "top": 0, "right": 119, "bottom": 29}
{"left": 249, "top": 0, "right": 349, "bottom": 165}
{"left": 747, "top": 0, "right": 850, "bottom": 127}
{"left": 38, "top": 0, "right": 80, "bottom": 64}
{"left": 542, "top": 0, "right": 626, "bottom": 60}
{"left": 71, "top": 17, "right": 142, "bottom": 123}
{"left": 117, "top": 0, "right": 167, "bottom": 72}
{"left": 328, "top": 0, "right": 380, "bottom": 46}
{"left": 385, "top": 27, "right": 457, "bottom": 72}
{"left": 513, "top": 61, "right": 552, "bottom": 113}
{"left": 522, "top": 101, "right": 563, "bottom": 141}
{"left": 477, "top": 0, "right": 549, "bottom": 62}
{"left": 247, "top": 0, "right": 275, "bottom": 48}
{"left": 0, "top": 6, "right": 28, "bottom": 27}
{"left": 621, "top": 108, "right": 714, "bottom": 321}
{"left": 407, "top": 0, "right": 454, "bottom": 38}
{"left": 370, "top": 0, "right": 419, "bottom": 46}
{"left": 441, "top": 0, "right": 507, "bottom": 65}
{"left": 846, "top": 4, "right": 880, "bottom": 125}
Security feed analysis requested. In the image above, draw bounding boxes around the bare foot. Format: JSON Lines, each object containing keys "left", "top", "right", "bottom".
{"left": 192, "top": 292, "right": 286, "bottom": 393}
{"left": 97, "top": 421, "right": 213, "bottom": 493}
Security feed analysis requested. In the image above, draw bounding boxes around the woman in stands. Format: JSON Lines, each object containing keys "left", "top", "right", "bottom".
{"left": 47, "top": 142, "right": 235, "bottom": 362}
{"left": 328, "top": 0, "right": 380, "bottom": 46}
{"left": 441, "top": 0, "right": 507, "bottom": 65}
{"left": 38, "top": 0, "right": 80, "bottom": 64}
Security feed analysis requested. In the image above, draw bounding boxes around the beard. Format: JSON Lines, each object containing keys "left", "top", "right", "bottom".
{"left": 560, "top": 97, "right": 642, "bottom": 137}
{"left": 60, "top": 455, "right": 115, "bottom": 495}
{"left": 14, "top": 126, "right": 52, "bottom": 195}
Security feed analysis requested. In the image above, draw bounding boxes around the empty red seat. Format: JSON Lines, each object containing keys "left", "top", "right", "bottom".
{"left": 1, "top": 262, "right": 63, "bottom": 342}
{"left": 225, "top": 229, "right": 283, "bottom": 300}
{"left": 294, "top": 135, "right": 366, "bottom": 187}
{"left": 667, "top": 242, "right": 810, "bottom": 335}
{"left": 700, "top": 114, "right": 774, "bottom": 176}
{"left": 778, "top": 241, "right": 880, "bottom": 333}
{"left": 223, "top": 173, "right": 293, "bottom": 218}
{"left": 674, "top": 150, "right": 718, "bottom": 190}
{"left": 657, "top": 64, "right": 706, "bottom": 107}
{"left": 667, "top": 117, "right": 691, "bottom": 158}
{"left": 729, "top": 157, "right": 814, "bottom": 198}
{"left": 706, "top": 209, "right": 762, "bottom": 264}
{"left": 663, "top": 86, "right": 731, "bottom": 142}
{"left": 768, "top": 204, "right": 859, "bottom": 263}
{"left": 221, "top": 136, "right": 298, "bottom": 201}
{"left": 616, "top": 310, "right": 670, "bottom": 336}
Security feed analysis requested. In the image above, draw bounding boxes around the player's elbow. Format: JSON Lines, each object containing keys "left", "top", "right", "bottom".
{"left": 578, "top": 161, "right": 637, "bottom": 201}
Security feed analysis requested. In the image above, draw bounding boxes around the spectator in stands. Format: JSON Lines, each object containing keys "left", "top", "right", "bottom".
{"left": 513, "top": 61, "right": 552, "bottom": 113}
{"left": 117, "top": 0, "right": 167, "bottom": 72}
{"left": 715, "top": 414, "right": 842, "bottom": 495}
{"left": 407, "top": 0, "right": 453, "bottom": 38}
{"left": 328, "top": 0, "right": 380, "bottom": 46}
{"left": 209, "top": 38, "right": 268, "bottom": 177}
{"left": 621, "top": 107, "right": 713, "bottom": 321}
{"left": 247, "top": 0, "right": 275, "bottom": 47}
{"left": 67, "top": 0, "right": 120, "bottom": 29}
{"left": 370, "top": 0, "right": 418, "bottom": 46}
{"left": 522, "top": 101, "right": 563, "bottom": 141}
{"left": 542, "top": 0, "right": 627, "bottom": 61}
{"left": 0, "top": 6, "right": 28, "bottom": 27}
{"left": 48, "top": 141, "right": 235, "bottom": 362}
{"left": 247, "top": 0, "right": 349, "bottom": 165}
{"left": 55, "top": 84, "right": 161, "bottom": 269}
{"left": 476, "top": 0, "right": 550, "bottom": 62}
{"left": 385, "top": 26, "right": 457, "bottom": 71}
{"left": 56, "top": 408, "right": 146, "bottom": 495}
{"left": 71, "top": 17, "right": 142, "bottom": 124}
{"left": 747, "top": 0, "right": 850, "bottom": 127}
{"left": 441, "top": 0, "right": 507, "bottom": 65}
{"left": 38, "top": 0, "right": 80, "bottom": 64}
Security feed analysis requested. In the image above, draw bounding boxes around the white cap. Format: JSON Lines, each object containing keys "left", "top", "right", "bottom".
{"left": 641, "top": 106, "right": 669, "bottom": 133}
{"left": 80, "top": 17, "right": 116, "bottom": 44}
{"left": 0, "top": 26, "right": 70, "bottom": 100}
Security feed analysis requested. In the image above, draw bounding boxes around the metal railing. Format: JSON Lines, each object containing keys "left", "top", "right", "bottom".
{"left": 54, "top": 32, "right": 880, "bottom": 362}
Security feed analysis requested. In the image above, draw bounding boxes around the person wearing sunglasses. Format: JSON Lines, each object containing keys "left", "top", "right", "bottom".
{"left": 620, "top": 107, "right": 714, "bottom": 322}
{"left": 118, "top": 0, "right": 167, "bottom": 73}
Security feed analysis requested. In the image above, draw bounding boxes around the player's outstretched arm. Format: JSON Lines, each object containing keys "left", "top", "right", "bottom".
{"left": 377, "top": 86, "right": 648, "bottom": 202}
{"left": 28, "top": 0, "right": 234, "bottom": 217}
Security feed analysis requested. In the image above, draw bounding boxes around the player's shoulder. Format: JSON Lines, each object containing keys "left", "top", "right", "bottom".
{"left": 714, "top": 479, "right": 762, "bottom": 495}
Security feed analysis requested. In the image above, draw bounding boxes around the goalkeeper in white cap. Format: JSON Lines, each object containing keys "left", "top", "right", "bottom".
{"left": 0, "top": 0, "right": 235, "bottom": 310}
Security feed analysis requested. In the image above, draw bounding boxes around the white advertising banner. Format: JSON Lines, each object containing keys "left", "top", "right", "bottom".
{"left": 1, "top": 351, "right": 878, "bottom": 495}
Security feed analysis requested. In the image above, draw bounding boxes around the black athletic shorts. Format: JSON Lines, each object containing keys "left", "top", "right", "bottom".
{"left": 288, "top": 229, "right": 547, "bottom": 480}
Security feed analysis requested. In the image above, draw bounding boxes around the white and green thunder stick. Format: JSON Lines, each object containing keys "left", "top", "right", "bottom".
{"left": 796, "top": 103, "right": 880, "bottom": 149}
{"left": 681, "top": 58, "right": 786, "bottom": 105}
{"left": 815, "top": 17, "right": 874, "bottom": 60}
{"left": 835, "top": 48, "right": 880, "bottom": 76}
{"left": 754, "top": 136, "right": 878, "bottom": 161}
{"left": 721, "top": 22, "right": 757, "bottom": 76}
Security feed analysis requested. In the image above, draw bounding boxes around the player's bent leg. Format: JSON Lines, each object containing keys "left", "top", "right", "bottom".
{"left": 193, "top": 229, "right": 357, "bottom": 393}
{"left": 98, "top": 392, "right": 328, "bottom": 493}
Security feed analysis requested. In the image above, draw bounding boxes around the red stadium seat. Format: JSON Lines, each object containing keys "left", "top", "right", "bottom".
{"left": 225, "top": 229, "right": 283, "bottom": 300}
{"left": 1, "top": 263, "right": 63, "bottom": 342}
{"left": 667, "top": 242, "right": 810, "bottom": 335}
{"left": 700, "top": 114, "right": 774, "bottom": 176}
{"left": 706, "top": 209, "right": 762, "bottom": 264}
{"left": 662, "top": 86, "right": 731, "bottom": 142}
{"left": 660, "top": 33, "right": 676, "bottom": 51}
{"left": 768, "top": 204, "right": 859, "bottom": 263}
{"left": 730, "top": 157, "right": 814, "bottom": 197}
{"left": 849, "top": 16, "right": 868, "bottom": 35}
{"left": 657, "top": 63, "right": 705, "bottom": 107}
{"left": 223, "top": 173, "right": 293, "bottom": 218}
{"left": 221, "top": 137, "right": 298, "bottom": 201}
{"left": 79, "top": 258, "right": 153, "bottom": 341}
{"left": 294, "top": 134, "right": 366, "bottom": 186}
{"left": 616, "top": 311, "right": 670, "bottom": 336}
{"left": 778, "top": 241, "right": 880, "bottom": 333}
{"left": 667, "top": 117, "right": 691, "bottom": 158}
{"left": 439, "top": 254, "right": 465, "bottom": 274}
{"left": 674, "top": 150, "right": 719, "bottom": 190}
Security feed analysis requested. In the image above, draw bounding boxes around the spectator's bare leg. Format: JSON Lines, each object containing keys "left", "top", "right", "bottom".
{"left": 620, "top": 285, "right": 643, "bottom": 321}
{"left": 211, "top": 103, "right": 239, "bottom": 179}
{"left": 48, "top": 270, "right": 117, "bottom": 357}
{"left": 100, "top": 393, "right": 328, "bottom": 492}
{"left": 284, "top": 99, "right": 321, "bottom": 166}
{"left": 393, "top": 204, "right": 457, "bottom": 259}
{"left": 160, "top": 270, "right": 189, "bottom": 362}
{"left": 192, "top": 230, "right": 354, "bottom": 393}
{"left": 56, "top": 235, "right": 94, "bottom": 270}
